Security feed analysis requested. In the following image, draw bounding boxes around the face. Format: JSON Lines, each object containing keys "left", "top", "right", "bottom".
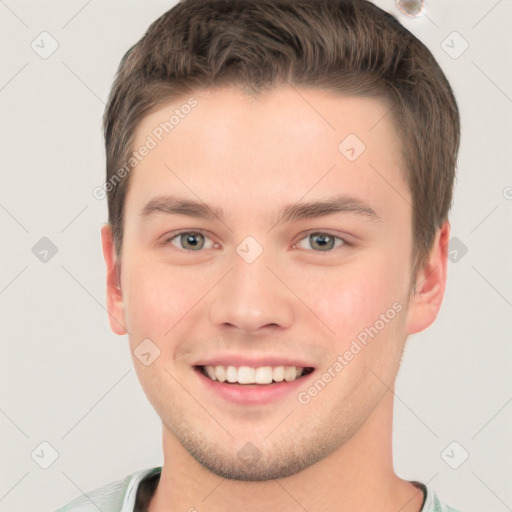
{"left": 102, "top": 86, "right": 446, "bottom": 480}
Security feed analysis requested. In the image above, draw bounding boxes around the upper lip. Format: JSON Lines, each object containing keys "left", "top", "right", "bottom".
{"left": 194, "top": 355, "right": 315, "bottom": 368}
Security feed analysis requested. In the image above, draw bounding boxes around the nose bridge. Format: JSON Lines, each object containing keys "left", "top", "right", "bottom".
{"left": 208, "top": 247, "right": 294, "bottom": 332}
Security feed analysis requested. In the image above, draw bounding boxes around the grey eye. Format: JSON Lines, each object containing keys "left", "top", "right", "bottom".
{"left": 178, "top": 232, "right": 205, "bottom": 250}
{"left": 295, "top": 232, "right": 345, "bottom": 251}
{"left": 309, "top": 233, "right": 335, "bottom": 251}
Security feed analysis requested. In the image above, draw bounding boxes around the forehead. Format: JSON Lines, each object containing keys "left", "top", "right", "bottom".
{"left": 134, "top": 85, "right": 400, "bottom": 151}
{"left": 126, "top": 86, "right": 409, "bottom": 224}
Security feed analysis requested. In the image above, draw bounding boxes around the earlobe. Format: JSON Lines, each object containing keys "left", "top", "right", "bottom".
{"left": 405, "top": 221, "right": 450, "bottom": 335}
{"left": 100, "top": 224, "right": 128, "bottom": 335}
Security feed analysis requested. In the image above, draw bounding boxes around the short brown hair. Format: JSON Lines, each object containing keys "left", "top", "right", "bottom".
{"left": 103, "top": 0, "right": 460, "bottom": 280}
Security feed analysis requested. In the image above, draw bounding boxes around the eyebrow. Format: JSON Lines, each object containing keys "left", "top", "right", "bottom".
{"left": 140, "top": 194, "right": 381, "bottom": 225}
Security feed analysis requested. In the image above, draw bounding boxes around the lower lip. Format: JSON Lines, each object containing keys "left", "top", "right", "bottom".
{"left": 195, "top": 367, "right": 315, "bottom": 405}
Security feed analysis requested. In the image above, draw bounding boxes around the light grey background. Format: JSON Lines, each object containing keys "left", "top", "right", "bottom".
{"left": 0, "top": 1, "right": 511, "bottom": 511}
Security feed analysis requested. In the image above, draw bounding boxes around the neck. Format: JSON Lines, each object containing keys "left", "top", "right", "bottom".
{"left": 149, "top": 389, "right": 424, "bottom": 512}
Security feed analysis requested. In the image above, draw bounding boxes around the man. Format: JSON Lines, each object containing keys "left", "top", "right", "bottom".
{"left": 56, "top": 0, "right": 462, "bottom": 510}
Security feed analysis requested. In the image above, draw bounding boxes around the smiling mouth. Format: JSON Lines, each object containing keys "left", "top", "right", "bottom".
{"left": 196, "top": 365, "right": 314, "bottom": 385}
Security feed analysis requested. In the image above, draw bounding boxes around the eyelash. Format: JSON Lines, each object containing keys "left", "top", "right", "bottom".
{"left": 162, "top": 230, "right": 352, "bottom": 253}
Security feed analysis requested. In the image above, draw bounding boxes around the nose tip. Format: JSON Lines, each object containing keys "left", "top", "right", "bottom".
{"left": 208, "top": 258, "right": 295, "bottom": 334}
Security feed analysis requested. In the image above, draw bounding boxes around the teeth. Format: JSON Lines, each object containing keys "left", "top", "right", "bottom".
{"left": 202, "top": 365, "right": 308, "bottom": 385}
{"left": 254, "top": 366, "right": 273, "bottom": 384}
{"left": 284, "top": 366, "right": 297, "bottom": 382}
{"left": 205, "top": 366, "right": 216, "bottom": 381}
{"left": 214, "top": 365, "right": 226, "bottom": 382}
{"left": 237, "top": 366, "right": 255, "bottom": 384}
{"left": 273, "top": 366, "right": 284, "bottom": 382}
{"left": 226, "top": 365, "right": 237, "bottom": 383}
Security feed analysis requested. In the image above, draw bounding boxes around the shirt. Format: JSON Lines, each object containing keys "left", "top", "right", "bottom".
{"left": 53, "top": 467, "right": 462, "bottom": 512}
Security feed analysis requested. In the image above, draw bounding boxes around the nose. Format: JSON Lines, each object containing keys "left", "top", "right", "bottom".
{"left": 208, "top": 252, "right": 295, "bottom": 334}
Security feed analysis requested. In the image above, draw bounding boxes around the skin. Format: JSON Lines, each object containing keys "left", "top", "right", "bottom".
{"left": 101, "top": 86, "right": 450, "bottom": 512}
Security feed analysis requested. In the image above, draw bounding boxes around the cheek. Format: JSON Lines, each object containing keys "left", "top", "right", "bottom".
{"left": 122, "top": 257, "right": 212, "bottom": 342}
{"left": 298, "top": 253, "right": 409, "bottom": 349}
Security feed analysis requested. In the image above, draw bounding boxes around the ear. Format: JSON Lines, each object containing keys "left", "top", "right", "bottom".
{"left": 100, "top": 224, "right": 128, "bottom": 335}
{"left": 405, "top": 221, "right": 450, "bottom": 335}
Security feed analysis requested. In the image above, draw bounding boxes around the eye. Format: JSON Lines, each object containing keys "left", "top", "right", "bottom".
{"left": 163, "top": 231, "right": 217, "bottom": 251}
{"left": 162, "top": 230, "right": 350, "bottom": 253}
{"left": 293, "top": 232, "right": 349, "bottom": 252}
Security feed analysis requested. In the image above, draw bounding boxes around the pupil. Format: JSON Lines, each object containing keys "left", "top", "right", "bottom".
{"left": 182, "top": 233, "right": 203, "bottom": 250}
{"left": 312, "top": 233, "right": 333, "bottom": 250}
